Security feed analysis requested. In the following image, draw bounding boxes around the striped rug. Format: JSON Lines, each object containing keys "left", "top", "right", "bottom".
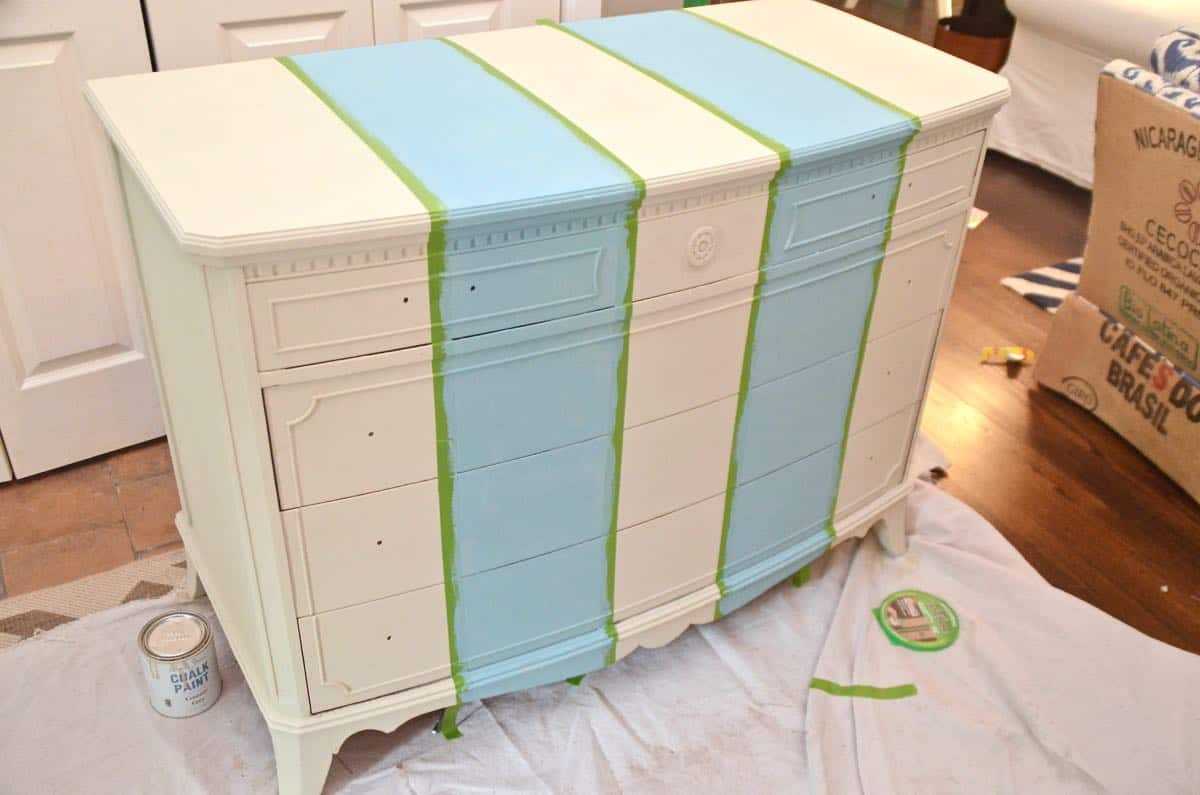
{"left": 1000, "top": 257, "right": 1081, "bottom": 313}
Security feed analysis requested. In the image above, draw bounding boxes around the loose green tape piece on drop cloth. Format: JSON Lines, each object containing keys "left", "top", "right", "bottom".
{"left": 810, "top": 677, "right": 918, "bottom": 700}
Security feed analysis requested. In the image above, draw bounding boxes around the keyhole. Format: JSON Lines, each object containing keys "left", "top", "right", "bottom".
{"left": 386, "top": 635, "right": 392, "bottom": 641}
{"left": 403, "top": 296, "right": 409, "bottom": 304}
{"left": 870, "top": 193, "right": 876, "bottom": 200}
{"left": 469, "top": 285, "right": 476, "bottom": 292}
{"left": 376, "top": 539, "right": 383, "bottom": 546}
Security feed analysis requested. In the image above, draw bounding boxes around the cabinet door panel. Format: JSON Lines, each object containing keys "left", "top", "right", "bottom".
{"left": 373, "top": 0, "right": 559, "bottom": 43}
{"left": 144, "top": 0, "right": 375, "bottom": 70}
{"left": 0, "top": 1, "right": 161, "bottom": 477}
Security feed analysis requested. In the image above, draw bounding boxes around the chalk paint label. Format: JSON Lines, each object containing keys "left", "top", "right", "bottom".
{"left": 874, "top": 590, "right": 959, "bottom": 652}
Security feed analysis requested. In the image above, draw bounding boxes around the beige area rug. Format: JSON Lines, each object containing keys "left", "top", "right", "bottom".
{"left": 0, "top": 548, "right": 187, "bottom": 652}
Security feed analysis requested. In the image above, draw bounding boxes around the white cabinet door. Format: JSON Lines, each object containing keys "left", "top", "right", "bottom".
{"left": 372, "top": 0, "right": 560, "bottom": 43}
{"left": 0, "top": 0, "right": 162, "bottom": 477}
{"left": 144, "top": 0, "right": 375, "bottom": 70}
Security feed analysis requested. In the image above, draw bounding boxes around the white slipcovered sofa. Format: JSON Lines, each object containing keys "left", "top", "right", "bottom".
{"left": 989, "top": 0, "right": 1198, "bottom": 188}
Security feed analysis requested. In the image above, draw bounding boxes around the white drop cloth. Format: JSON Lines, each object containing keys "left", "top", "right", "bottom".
{"left": 2, "top": 480, "right": 1196, "bottom": 794}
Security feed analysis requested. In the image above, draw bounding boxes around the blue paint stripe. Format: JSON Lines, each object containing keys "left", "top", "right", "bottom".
{"left": 558, "top": 10, "right": 918, "bottom": 616}
{"left": 288, "top": 38, "right": 639, "bottom": 702}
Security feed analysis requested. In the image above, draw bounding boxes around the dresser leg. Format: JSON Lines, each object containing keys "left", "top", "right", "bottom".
{"left": 873, "top": 500, "right": 909, "bottom": 557}
{"left": 178, "top": 549, "right": 205, "bottom": 601}
{"left": 270, "top": 727, "right": 337, "bottom": 795}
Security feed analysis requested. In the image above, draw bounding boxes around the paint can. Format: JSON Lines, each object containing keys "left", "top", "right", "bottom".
{"left": 138, "top": 611, "right": 221, "bottom": 718}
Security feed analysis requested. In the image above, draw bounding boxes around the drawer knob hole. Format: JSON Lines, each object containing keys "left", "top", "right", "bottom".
{"left": 386, "top": 634, "right": 392, "bottom": 641}
{"left": 469, "top": 285, "right": 476, "bottom": 292}
{"left": 403, "top": 296, "right": 409, "bottom": 304}
{"left": 368, "top": 431, "right": 375, "bottom": 438}
{"left": 376, "top": 539, "right": 383, "bottom": 546}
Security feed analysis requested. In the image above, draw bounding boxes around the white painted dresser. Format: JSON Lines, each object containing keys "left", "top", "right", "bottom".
{"left": 85, "top": 2, "right": 1008, "bottom": 791}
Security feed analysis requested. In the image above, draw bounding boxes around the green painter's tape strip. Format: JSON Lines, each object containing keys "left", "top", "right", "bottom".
{"left": 810, "top": 677, "right": 918, "bottom": 700}
{"left": 277, "top": 55, "right": 466, "bottom": 697}
{"left": 441, "top": 39, "right": 646, "bottom": 667}
{"left": 678, "top": 12, "right": 923, "bottom": 545}
{"left": 536, "top": 21, "right": 793, "bottom": 624}
{"left": 439, "top": 703, "right": 464, "bottom": 739}
{"left": 825, "top": 137, "right": 914, "bottom": 542}
{"left": 682, "top": 0, "right": 711, "bottom": 7}
{"left": 566, "top": 674, "right": 585, "bottom": 686}
{"left": 791, "top": 565, "right": 812, "bottom": 588}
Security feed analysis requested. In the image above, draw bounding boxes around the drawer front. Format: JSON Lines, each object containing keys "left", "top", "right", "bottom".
{"left": 452, "top": 436, "right": 614, "bottom": 577}
{"left": 441, "top": 223, "right": 628, "bottom": 340}
{"left": 613, "top": 492, "right": 724, "bottom": 622}
{"left": 282, "top": 479, "right": 442, "bottom": 616}
{"left": 849, "top": 312, "right": 940, "bottom": 435}
{"left": 298, "top": 583, "right": 450, "bottom": 713}
{"left": 893, "top": 131, "right": 985, "bottom": 227}
{"left": 735, "top": 349, "right": 859, "bottom": 486}
{"left": 835, "top": 403, "right": 919, "bottom": 518}
{"left": 247, "top": 257, "right": 432, "bottom": 371}
{"left": 633, "top": 187, "right": 770, "bottom": 301}
{"left": 722, "top": 443, "right": 841, "bottom": 581}
{"left": 868, "top": 203, "right": 968, "bottom": 341}
{"left": 247, "top": 224, "right": 628, "bottom": 371}
{"left": 624, "top": 274, "right": 754, "bottom": 427}
{"left": 768, "top": 132, "right": 982, "bottom": 264}
{"left": 454, "top": 535, "right": 610, "bottom": 672}
{"left": 617, "top": 395, "right": 738, "bottom": 530}
{"left": 264, "top": 352, "right": 437, "bottom": 509}
{"left": 264, "top": 309, "right": 624, "bottom": 509}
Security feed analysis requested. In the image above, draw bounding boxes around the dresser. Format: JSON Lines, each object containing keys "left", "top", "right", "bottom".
{"left": 85, "top": 2, "right": 1008, "bottom": 791}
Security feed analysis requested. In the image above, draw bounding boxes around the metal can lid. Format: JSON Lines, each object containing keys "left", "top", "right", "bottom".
{"left": 139, "top": 612, "right": 210, "bottom": 661}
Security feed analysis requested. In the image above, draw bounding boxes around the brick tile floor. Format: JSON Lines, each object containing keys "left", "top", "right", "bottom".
{"left": 0, "top": 438, "right": 181, "bottom": 599}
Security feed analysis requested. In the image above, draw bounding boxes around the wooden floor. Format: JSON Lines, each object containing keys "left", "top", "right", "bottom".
{"left": 819, "top": 0, "right": 1200, "bottom": 654}
{"left": 923, "top": 152, "right": 1200, "bottom": 654}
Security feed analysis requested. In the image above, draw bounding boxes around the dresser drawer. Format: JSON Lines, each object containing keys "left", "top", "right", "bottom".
{"left": 632, "top": 184, "right": 770, "bottom": 301}
{"left": 893, "top": 131, "right": 985, "bottom": 227}
{"left": 298, "top": 583, "right": 450, "bottom": 713}
{"left": 835, "top": 403, "right": 919, "bottom": 518}
{"left": 264, "top": 309, "right": 624, "bottom": 508}
{"left": 868, "top": 202, "right": 968, "bottom": 341}
{"left": 454, "top": 535, "right": 610, "bottom": 671}
{"left": 248, "top": 222, "right": 629, "bottom": 371}
{"left": 613, "top": 492, "right": 724, "bottom": 622}
{"left": 263, "top": 348, "right": 437, "bottom": 509}
{"left": 849, "top": 312, "right": 940, "bottom": 435}
{"left": 617, "top": 394, "right": 738, "bottom": 530}
{"left": 768, "top": 131, "right": 982, "bottom": 263}
{"left": 625, "top": 273, "right": 754, "bottom": 427}
{"left": 247, "top": 255, "right": 432, "bottom": 371}
{"left": 282, "top": 478, "right": 443, "bottom": 616}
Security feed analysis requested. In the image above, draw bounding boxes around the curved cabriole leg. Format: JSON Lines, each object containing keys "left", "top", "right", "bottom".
{"left": 178, "top": 549, "right": 205, "bottom": 601}
{"left": 270, "top": 726, "right": 340, "bottom": 795}
{"left": 873, "top": 499, "right": 909, "bottom": 556}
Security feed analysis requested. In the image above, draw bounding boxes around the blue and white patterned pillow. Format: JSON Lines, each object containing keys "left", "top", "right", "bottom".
{"left": 1103, "top": 59, "right": 1200, "bottom": 119}
{"left": 1150, "top": 27, "right": 1200, "bottom": 92}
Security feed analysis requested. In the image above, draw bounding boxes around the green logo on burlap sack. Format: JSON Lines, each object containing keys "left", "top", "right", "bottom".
{"left": 874, "top": 590, "right": 959, "bottom": 652}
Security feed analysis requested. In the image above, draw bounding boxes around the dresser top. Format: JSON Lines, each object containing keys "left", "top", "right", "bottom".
{"left": 87, "top": 0, "right": 1007, "bottom": 261}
